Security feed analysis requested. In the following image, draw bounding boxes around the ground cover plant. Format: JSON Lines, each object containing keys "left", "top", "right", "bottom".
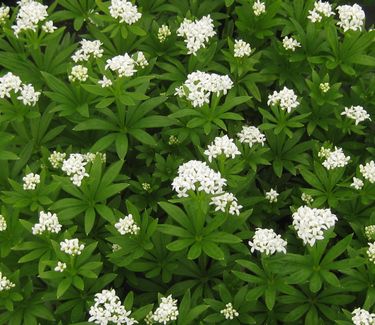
{"left": 0, "top": 0, "right": 374, "bottom": 324}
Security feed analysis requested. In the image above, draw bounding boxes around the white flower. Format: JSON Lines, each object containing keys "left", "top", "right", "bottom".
{"left": 351, "top": 177, "right": 364, "bottom": 190}
{"left": 0, "top": 6, "right": 10, "bottom": 24}
{"left": 234, "top": 39, "right": 251, "bottom": 58}
{"left": 360, "top": 161, "right": 375, "bottom": 183}
{"left": 341, "top": 105, "right": 371, "bottom": 125}
{"left": 252, "top": 0, "right": 266, "bottom": 16}
{"left": 23, "top": 172, "right": 40, "bottom": 190}
{"left": 265, "top": 188, "right": 279, "bottom": 203}
{"left": 89, "top": 289, "right": 138, "bottom": 325}
{"left": 0, "top": 72, "right": 22, "bottom": 99}
{"left": 32, "top": 211, "right": 62, "bottom": 235}
{"left": 60, "top": 238, "right": 85, "bottom": 256}
{"left": 220, "top": 303, "right": 239, "bottom": 320}
{"left": 301, "top": 193, "right": 314, "bottom": 205}
{"left": 367, "top": 242, "right": 375, "bottom": 264}
{"left": 237, "top": 125, "right": 266, "bottom": 147}
{"left": 337, "top": 4, "right": 365, "bottom": 32}
{"left": 17, "top": 84, "right": 41, "bottom": 106}
{"left": 282, "top": 36, "right": 301, "bottom": 51}
{"left": 109, "top": 0, "right": 142, "bottom": 25}
{"left": 292, "top": 206, "right": 338, "bottom": 246}
{"left": 210, "top": 192, "right": 242, "bottom": 216}
{"left": 42, "top": 20, "right": 56, "bottom": 33}
{"left": 365, "top": 226, "right": 375, "bottom": 242}
{"left": 172, "top": 160, "right": 227, "bottom": 198}
{"left": 0, "top": 272, "right": 15, "bottom": 291}
{"left": 0, "top": 215, "right": 7, "bottom": 232}
{"left": 61, "top": 153, "right": 90, "bottom": 187}
{"left": 158, "top": 25, "right": 171, "bottom": 42}
{"left": 152, "top": 295, "right": 179, "bottom": 324}
{"left": 248, "top": 228, "right": 287, "bottom": 255}
{"left": 98, "top": 76, "right": 113, "bottom": 88}
{"left": 134, "top": 51, "right": 148, "bottom": 68}
{"left": 308, "top": 1, "right": 334, "bottom": 23}
{"left": 351, "top": 307, "right": 375, "bottom": 325}
{"left": 115, "top": 214, "right": 140, "bottom": 235}
{"left": 72, "top": 39, "right": 103, "bottom": 62}
{"left": 204, "top": 135, "right": 240, "bottom": 162}
{"left": 69, "top": 65, "right": 88, "bottom": 82}
{"left": 321, "top": 146, "right": 350, "bottom": 170}
{"left": 176, "top": 15, "right": 216, "bottom": 55}
{"left": 12, "top": 0, "right": 48, "bottom": 37}
{"left": 105, "top": 53, "right": 136, "bottom": 77}
{"left": 54, "top": 261, "right": 67, "bottom": 272}
{"left": 175, "top": 71, "right": 233, "bottom": 108}
{"left": 319, "top": 82, "right": 330, "bottom": 93}
{"left": 267, "top": 86, "right": 299, "bottom": 113}
{"left": 142, "top": 182, "right": 151, "bottom": 191}
{"left": 168, "top": 135, "right": 179, "bottom": 145}
{"left": 112, "top": 243, "right": 121, "bottom": 252}
{"left": 49, "top": 151, "right": 66, "bottom": 169}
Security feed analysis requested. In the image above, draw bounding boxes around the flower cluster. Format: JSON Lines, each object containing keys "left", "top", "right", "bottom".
{"left": 175, "top": 71, "right": 233, "bottom": 108}
{"left": 0, "top": 272, "right": 15, "bottom": 291}
{"left": 292, "top": 206, "right": 338, "bottom": 246}
{"left": 88, "top": 289, "right": 138, "bottom": 325}
{"left": 319, "top": 82, "right": 330, "bottom": 93}
{"left": 49, "top": 151, "right": 66, "bottom": 169}
{"left": 248, "top": 228, "right": 287, "bottom": 255}
{"left": 151, "top": 295, "right": 179, "bottom": 324}
{"left": 367, "top": 242, "right": 375, "bottom": 264}
{"left": 12, "top": 0, "right": 48, "bottom": 37}
{"left": 0, "top": 72, "right": 40, "bottom": 106}
{"left": 105, "top": 51, "right": 147, "bottom": 78}
{"left": 172, "top": 160, "right": 226, "bottom": 197}
{"left": 341, "top": 105, "right": 371, "bottom": 125}
{"left": 0, "top": 6, "right": 10, "bottom": 24}
{"left": 158, "top": 25, "right": 171, "bottom": 42}
{"left": 308, "top": 1, "right": 334, "bottom": 23}
{"left": 23, "top": 172, "right": 40, "bottom": 190}
{"left": 98, "top": 76, "right": 112, "bottom": 88}
{"left": 365, "top": 225, "right": 375, "bottom": 241}
{"left": 210, "top": 192, "right": 242, "bottom": 216}
{"left": 54, "top": 261, "right": 67, "bottom": 272}
{"left": 237, "top": 125, "right": 266, "bottom": 147}
{"left": 220, "top": 303, "right": 239, "bottom": 320}
{"left": 109, "top": 0, "right": 142, "bottom": 25}
{"left": 319, "top": 146, "right": 350, "bottom": 170}
{"left": 360, "top": 161, "right": 375, "bottom": 183}
{"left": 72, "top": 39, "right": 103, "bottom": 62}
{"left": 204, "top": 135, "right": 240, "bottom": 162}
{"left": 252, "top": 0, "right": 266, "bottom": 16}
{"left": 351, "top": 308, "right": 375, "bottom": 325}
{"left": 301, "top": 192, "right": 314, "bottom": 205}
{"left": 337, "top": 4, "right": 365, "bottom": 32}
{"left": 282, "top": 36, "right": 301, "bottom": 51}
{"left": 115, "top": 214, "right": 140, "bottom": 235}
{"left": 41, "top": 20, "right": 56, "bottom": 33}
{"left": 265, "top": 188, "right": 279, "bottom": 203}
{"left": 69, "top": 65, "right": 88, "bottom": 82}
{"left": 267, "top": 86, "right": 299, "bottom": 113}
{"left": 351, "top": 177, "right": 364, "bottom": 190}
{"left": 32, "top": 211, "right": 61, "bottom": 235}
{"left": 61, "top": 153, "right": 89, "bottom": 186}
{"left": 176, "top": 15, "right": 216, "bottom": 55}
{"left": 60, "top": 238, "right": 85, "bottom": 256}
{"left": 234, "top": 39, "right": 251, "bottom": 58}
{"left": 0, "top": 215, "right": 6, "bottom": 231}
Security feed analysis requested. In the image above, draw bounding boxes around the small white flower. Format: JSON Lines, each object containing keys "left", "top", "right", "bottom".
{"left": 32, "top": 211, "right": 62, "bottom": 235}
{"left": 17, "top": 84, "right": 41, "bottom": 106}
{"left": 112, "top": 243, "right": 121, "bottom": 252}
{"left": 0, "top": 6, "right": 10, "bottom": 24}
{"left": 341, "top": 105, "right": 371, "bottom": 125}
{"left": 267, "top": 86, "right": 299, "bottom": 113}
{"left": 54, "top": 261, "right": 67, "bottom": 272}
{"left": 220, "top": 303, "right": 239, "bottom": 320}
{"left": 282, "top": 36, "right": 301, "bottom": 51}
{"left": 210, "top": 192, "right": 242, "bottom": 216}
{"left": 109, "top": 0, "right": 142, "bottom": 25}
{"left": 115, "top": 214, "right": 140, "bottom": 235}
{"left": 351, "top": 307, "right": 375, "bottom": 325}
{"left": 308, "top": 1, "right": 334, "bottom": 23}
{"left": 252, "top": 0, "right": 266, "bottom": 16}
{"left": 134, "top": 51, "right": 148, "bottom": 68}
{"left": 42, "top": 20, "right": 57, "bottom": 33}
{"left": 248, "top": 228, "right": 287, "bottom": 255}
{"left": 234, "top": 39, "right": 251, "bottom": 58}
{"left": 69, "top": 65, "right": 88, "bottom": 82}
{"left": 105, "top": 53, "right": 137, "bottom": 77}
{"left": 367, "top": 242, "right": 375, "bottom": 264}
{"left": 360, "top": 161, "right": 375, "bottom": 183}
{"left": 301, "top": 193, "right": 314, "bottom": 205}
{"left": 321, "top": 146, "right": 350, "bottom": 170}
{"left": 61, "top": 153, "right": 90, "bottom": 186}
{"left": 265, "top": 188, "right": 279, "bottom": 203}
{"left": 351, "top": 177, "right": 364, "bottom": 190}
{"left": 98, "top": 76, "right": 112, "bottom": 88}
{"left": 158, "top": 25, "right": 171, "bottom": 42}
{"left": 60, "top": 238, "right": 85, "bottom": 256}
{"left": 365, "top": 225, "right": 375, "bottom": 242}
{"left": 49, "top": 151, "right": 66, "bottom": 169}
{"left": 0, "top": 215, "right": 7, "bottom": 232}
{"left": 204, "top": 135, "right": 240, "bottom": 162}
{"left": 0, "top": 72, "right": 22, "bottom": 98}
{"left": 337, "top": 4, "right": 365, "bottom": 32}
{"left": 177, "top": 15, "right": 216, "bottom": 56}
{"left": 72, "top": 39, "right": 103, "bottom": 62}
{"left": 142, "top": 182, "right": 151, "bottom": 191}
{"left": 168, "top": 135, "right": 179, "bottom": 145}
{"left": 237, "top": 125, "right": 266, "bottom": 147}
{"left": 23, "top": 172, "right": 40, "bottom": 190}
{"left": 319, "top": 82, "right": 330, "bottom": 93}
{"left": 152, "top": 295, "right": 179, "bottom": 324}
{"left": 0, "top": 272, "right": 15, "bottom": 291}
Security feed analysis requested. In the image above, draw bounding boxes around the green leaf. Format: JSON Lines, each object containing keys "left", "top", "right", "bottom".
{"left": 57, "top": 277, "right": 72, "bottom": 298}
{"left": 202, "top": 241, "right": 224, "bottom": 260}
{"left": 115, "top": 134, "right": 128, "bottom": 160}
{"left": 84, "top": 207, "right": 96, "bottom": 235}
